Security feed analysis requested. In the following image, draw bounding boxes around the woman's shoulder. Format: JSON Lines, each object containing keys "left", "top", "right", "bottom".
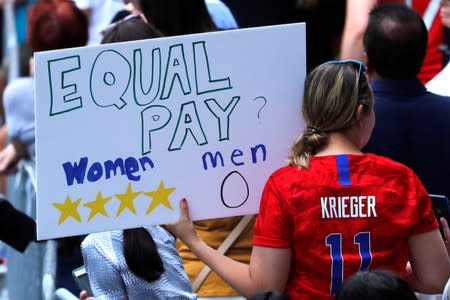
{"left": 144, "top": 226, "right": 175, "bottom": 244}
{"left": 362, "top": 153, "right": 414, "bottom": 173}
{"left": 4, "top": 77, "right": 34, "bottom": 96}
{"left": 81, "top": 230, "right": 122, "bottom": 252}
{"left": 81, "top": 230, "right": 124, "bottom": 265}
{"left": 268, "top": 162, "right": 324, "bottom": 185}
{"left": 269, "top": 164, "right": 298, "bottom": 178}
{"left": 3, "top": 77, "right": 34, "bottom": 106}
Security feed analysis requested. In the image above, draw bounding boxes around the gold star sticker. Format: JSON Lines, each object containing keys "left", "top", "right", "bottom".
{"left": 144, "top": 180, "right": 175, "bottom": 215}
{"left": 115, "top": 183, "right": 141, "bottom": 216}
{"left": 84, "top": 192, "right": 112, "bottom": 222}
{"left": 53, "top": 196, "right": 82, "bottom": 225}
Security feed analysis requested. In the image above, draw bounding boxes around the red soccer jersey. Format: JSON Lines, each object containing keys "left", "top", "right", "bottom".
{"left": 253, "top": 154, "right": 438, "bottom": 300}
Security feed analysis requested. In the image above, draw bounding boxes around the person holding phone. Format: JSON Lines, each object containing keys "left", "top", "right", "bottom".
{"left": 167, "top": 60, "right": 450, "bottom": 300}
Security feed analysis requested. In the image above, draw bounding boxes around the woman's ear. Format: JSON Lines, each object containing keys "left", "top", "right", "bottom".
{"left": 354, "top": 104, "right": 365, "bottom": 128}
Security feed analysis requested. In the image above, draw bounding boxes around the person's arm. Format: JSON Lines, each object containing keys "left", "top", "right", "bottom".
{"left": 0, "top": 138, "right": 29, "bottom": 174}
{"left": 405, "top": 229, "right": 450, "bottom": 294}
{"left": 0, "top": 198, "right": 36, "bottom": 252}
{"left": 168, "top": 199, "right": 292, "bottom": 297}
{"left": 440, "top": 217, "right": 450, "bottom": 256}
{"left": 340, "top": 0, "right": 377, "bottom": 62}
{"left": 441, "top": 0, "right": 450, "bottom": 28}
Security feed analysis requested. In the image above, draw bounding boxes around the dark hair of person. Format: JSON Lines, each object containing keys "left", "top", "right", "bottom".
{"left": 110, "top": 9, "right": 132, "bottom": 24}
{"left": 363, "top": 3, "right": 427, "bottom": 79}
{"left": 288, "top": 61, "right": 373, "bottom": 168}
{"left": 27, "top": 0, "right": 88, "bottom": 52}
{"left": 137, "top": 0, "right": 217, "bottom": 36}
{"left": 123, "top": 228, "right": 164, "bottom": 282}
{"left": 247, "top": 291, "right": 292, "bottom": 300}
{"left": 335, "top": 270, "right": 418, "bottom": 300}
{"left": 101, "top": 16, "right": 163, "bottom": 44}
{"left": 101, "top": 19, "right": 165, "bottom": 283}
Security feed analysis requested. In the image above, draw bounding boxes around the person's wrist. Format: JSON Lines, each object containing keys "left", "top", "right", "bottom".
{"left": 182, "top": 231, "right": 201, "bottom": 249}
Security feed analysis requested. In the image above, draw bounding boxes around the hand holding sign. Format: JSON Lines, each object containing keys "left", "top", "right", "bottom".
{"left": 166, "top": 198, "right": 199, "bottom": 247}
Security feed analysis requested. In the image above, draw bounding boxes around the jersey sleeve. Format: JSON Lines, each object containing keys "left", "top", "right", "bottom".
{"left": 408, "top": 170, "right": 439, "bottom": 236}
{"left": 253, "top": 175, "right": 292, "bottom": 248}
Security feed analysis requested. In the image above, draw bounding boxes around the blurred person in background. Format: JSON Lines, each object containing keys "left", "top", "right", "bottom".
{"left": 132, "top": 0, "right": 217, "bottom": 36}
{"left": 363, "top": 3, "right": 450, "bottom": 201}
{"left": 340, "top": 0, "right": 447, "bottom": 83}
{"left": 335, "top": 270, "right": 419, "bottom": 300}
{"left": 73, "top": 0, "right": 128, "bottom": 45}
{"left": 0, "top": 0, "right": 88, "bottom": 294}
{"left": 0, "top": 0, "right": 88, "bottom": 172}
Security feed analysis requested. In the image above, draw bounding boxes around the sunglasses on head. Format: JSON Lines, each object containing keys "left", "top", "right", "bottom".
{"left": 324, "top": 59, "right": 367, "bottom": 80}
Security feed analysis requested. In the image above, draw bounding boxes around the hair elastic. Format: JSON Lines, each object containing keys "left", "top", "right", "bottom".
{"left": 306, "top": 126, "right": 321, "bottom": 135}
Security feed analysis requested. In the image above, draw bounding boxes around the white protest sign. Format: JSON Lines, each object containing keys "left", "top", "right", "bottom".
{"left": 35, "top": 23, "right": 306, "bottom": 239}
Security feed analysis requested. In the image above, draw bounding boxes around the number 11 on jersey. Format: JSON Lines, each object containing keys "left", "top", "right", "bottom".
{"left": 326, "top": 232, "right": 372, "bottom": 294}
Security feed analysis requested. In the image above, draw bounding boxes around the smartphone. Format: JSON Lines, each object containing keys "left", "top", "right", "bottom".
{"left": 72, "top": 265, "right": 93, "bottom": 297}
{"left": 430, "top": 194, "right": 450, "bottom": 239}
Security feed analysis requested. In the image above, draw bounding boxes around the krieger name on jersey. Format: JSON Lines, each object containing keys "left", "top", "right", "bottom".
{"left": 321, "top": 195, "right": 377, "bottom": 219}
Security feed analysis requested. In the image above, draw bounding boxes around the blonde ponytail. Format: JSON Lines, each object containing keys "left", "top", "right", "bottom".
{"left": 289, "top": 127, "right": 327, "bottom": 168}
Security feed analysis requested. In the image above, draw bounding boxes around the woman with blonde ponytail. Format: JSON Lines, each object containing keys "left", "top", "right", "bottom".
{"left": 168, "top": 61, "right": 450, "bottom": 300}
{"left": 289, "top": 59, "right": 373, "bottom": 168}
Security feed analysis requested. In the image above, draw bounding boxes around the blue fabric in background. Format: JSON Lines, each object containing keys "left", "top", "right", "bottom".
{"left": 14, "top": 0, "right": 36, "bottom": 45}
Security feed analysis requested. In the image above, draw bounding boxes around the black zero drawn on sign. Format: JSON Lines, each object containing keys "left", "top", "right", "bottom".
{"left": 220, "top": 171, "right": 249, "bottom": 208}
